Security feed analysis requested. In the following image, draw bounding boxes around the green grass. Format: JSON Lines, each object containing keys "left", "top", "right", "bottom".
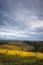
{"left": 0, "top": 53, "right": 43, "bottom": 65}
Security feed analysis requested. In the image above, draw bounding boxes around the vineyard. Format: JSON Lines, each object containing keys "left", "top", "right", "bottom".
{"left": 0, "top": 49, "right": 43, "bottom": 59}
{"left": 0, "top": 41, "right": 43, "bottom": 65}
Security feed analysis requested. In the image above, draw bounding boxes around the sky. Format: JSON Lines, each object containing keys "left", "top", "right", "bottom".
{"left": 0, "top": 0, "right": 43, "bottom": 41}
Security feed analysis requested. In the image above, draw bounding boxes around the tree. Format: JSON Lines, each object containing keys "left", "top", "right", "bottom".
{"left": 33, "top": 42, "right": 40, "bottom": 57}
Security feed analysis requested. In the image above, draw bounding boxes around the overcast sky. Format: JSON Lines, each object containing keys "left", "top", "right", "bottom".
{"left": 0, "top": 0, "right": 43, "bottom": 41}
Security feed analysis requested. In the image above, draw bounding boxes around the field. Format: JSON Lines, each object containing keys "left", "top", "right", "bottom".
{"left": 0, "top": 41, "right": 43, "bottom": 65}
{"left": 0, "top": 53, "right": 43, "bottom": 65}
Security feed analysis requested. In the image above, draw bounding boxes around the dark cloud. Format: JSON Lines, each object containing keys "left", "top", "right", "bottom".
{"left": 0, "top": 0, "right": 43, "bottom": 40}
{"left": 35, "top": 27, "right": 43, "bottom": 33}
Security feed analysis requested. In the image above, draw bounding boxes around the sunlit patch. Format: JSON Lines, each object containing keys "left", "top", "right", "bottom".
{"left": 0, "top": 49, "right": 43, "bottom": 59}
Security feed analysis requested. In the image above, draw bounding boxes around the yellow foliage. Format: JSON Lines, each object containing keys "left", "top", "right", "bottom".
{"left": 3, "top": 44, "right": 21, "bottom": 50}
{"left": 0, "top": 49, "right": 43, "bottom": 59}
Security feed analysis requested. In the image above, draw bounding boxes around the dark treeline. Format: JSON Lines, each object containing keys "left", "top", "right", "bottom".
{"left": 0, "top": 41, "right": 8, "bottom": 45}
{"left": 23, "top": 41, "right": 43, "bottom": 53}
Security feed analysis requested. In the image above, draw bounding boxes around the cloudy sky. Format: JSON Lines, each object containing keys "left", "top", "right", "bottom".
{"left": 0, "top": 0, "right": 43, "bottom": 41}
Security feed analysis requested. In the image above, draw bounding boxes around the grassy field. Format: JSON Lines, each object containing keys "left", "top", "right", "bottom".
{"left": 0, "top": 53, "right": 43, "bottom": 65}
{"left": 0, "top": 41, "right": 43, "bottom": 65}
